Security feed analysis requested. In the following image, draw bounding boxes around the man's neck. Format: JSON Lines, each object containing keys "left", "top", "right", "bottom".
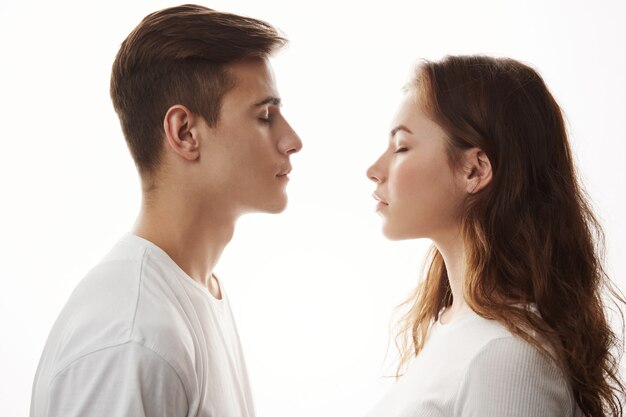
{"left": 131, "top": 195, "right": 237, "bottom": 296}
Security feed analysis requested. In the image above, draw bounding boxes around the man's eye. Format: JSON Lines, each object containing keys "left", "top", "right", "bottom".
{"left": 259, "top": 117, "right": 271, "bottom": 124}
{"left": 394, "top": 147, "right": 408, "bottom": 153}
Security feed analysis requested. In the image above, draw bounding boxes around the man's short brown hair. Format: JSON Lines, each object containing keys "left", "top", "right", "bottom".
{"left": 110, "top": 4, "right": 286, "bottom": 177}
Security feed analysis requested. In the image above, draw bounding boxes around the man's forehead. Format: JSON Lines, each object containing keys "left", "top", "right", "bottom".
{"left": 226, "top": 58, "right": 279, "bottom": 104}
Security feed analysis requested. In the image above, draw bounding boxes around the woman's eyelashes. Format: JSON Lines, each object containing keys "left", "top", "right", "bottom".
{"left": 394, "top": 147, "right": 408, "bottom": 154}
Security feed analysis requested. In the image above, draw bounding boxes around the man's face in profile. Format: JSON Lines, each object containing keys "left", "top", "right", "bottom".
{"left": 194, "top": 58, "right": 302, "bottom": 215}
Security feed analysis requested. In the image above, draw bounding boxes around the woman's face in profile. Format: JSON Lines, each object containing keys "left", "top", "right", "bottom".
{"left": 367, "top": 92, "right": 465, "bottom": 242}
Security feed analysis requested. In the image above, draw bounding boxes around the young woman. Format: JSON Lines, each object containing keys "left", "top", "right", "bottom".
{"left": 366, "top": 55, "right": 625, "bottom": 417}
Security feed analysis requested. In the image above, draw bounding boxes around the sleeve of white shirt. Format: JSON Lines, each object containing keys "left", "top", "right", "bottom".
{"left": 454, "top": 337, "right": 576, "bottom": 417}
{"left": 45, "top": 341, "right": 189, "bottom": 417}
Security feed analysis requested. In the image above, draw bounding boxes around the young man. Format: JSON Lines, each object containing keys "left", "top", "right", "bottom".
{"left": 30, "top": 5, "right": 301, "bottom": 417}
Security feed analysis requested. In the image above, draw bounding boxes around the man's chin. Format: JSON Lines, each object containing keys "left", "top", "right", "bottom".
{"left": 265, "top": 198, "right": 288, "bottom": 214}
{"left": 244, "top": 196, "right": 288, "bottom": 215}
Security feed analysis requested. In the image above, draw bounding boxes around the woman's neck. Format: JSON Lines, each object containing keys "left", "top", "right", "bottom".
{"left": 433, "top": 231, "right": 471, "bottom": 324}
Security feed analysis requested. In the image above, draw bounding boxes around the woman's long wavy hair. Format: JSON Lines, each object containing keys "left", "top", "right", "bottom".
{"left": 395, "top": 55, "right": 625, "bottom": 417}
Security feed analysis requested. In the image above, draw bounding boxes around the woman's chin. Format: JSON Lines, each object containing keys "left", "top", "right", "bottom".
{"left": 382, "top": 223, "right": 419, "bottom": 241}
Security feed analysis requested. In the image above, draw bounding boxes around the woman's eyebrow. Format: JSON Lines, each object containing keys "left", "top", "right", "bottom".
{"left": 390, "top": 125, "right": 413, "bottom": 140}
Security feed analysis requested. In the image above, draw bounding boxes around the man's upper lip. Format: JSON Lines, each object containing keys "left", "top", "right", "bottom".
{"left": 372, "top": 192, "right": 388, "bottom": 204}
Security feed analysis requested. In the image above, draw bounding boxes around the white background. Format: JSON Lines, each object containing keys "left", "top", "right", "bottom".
{"left": 1, "top": 0, "right": 625, "bottom": 415}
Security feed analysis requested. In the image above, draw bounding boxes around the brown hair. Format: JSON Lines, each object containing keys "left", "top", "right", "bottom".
{"left": 110, "top": 4, "right": 286, "bottom": 180}
{"left": 396, "top": 55, "right": 625, "bottom": 416}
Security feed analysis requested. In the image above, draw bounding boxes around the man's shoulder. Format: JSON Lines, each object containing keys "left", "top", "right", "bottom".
{"left": 46, "top": 237, "right": 195, "bottom": 374}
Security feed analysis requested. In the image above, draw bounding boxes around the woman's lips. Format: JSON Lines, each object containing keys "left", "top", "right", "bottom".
{"left": 372, "top": 192, "right": 388, "bottom": 204}
{"left": 372, "top": 192, "right": 389, "bottom": 211}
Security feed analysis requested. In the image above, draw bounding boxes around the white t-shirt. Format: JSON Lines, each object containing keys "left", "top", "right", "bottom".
{"left": 30, "top": 233, "right": 255, "bottom": 417}
{"left": 366, "top": 310, "right": 582, "bottom": 417}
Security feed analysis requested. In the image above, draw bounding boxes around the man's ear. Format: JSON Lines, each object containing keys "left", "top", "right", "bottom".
{"left": 463, "top": 148, "right": 492, "bottom": 194}
{"left": 163, "top": 105, "right": 201, "bottom": 161}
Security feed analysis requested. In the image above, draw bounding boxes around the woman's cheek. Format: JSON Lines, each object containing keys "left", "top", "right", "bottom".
{"left": 391, "top": 158, "right": 421, "bottom": 199}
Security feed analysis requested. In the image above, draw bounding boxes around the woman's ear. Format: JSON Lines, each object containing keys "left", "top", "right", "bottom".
{"left": 463, "top": 148, "right": 492, "bottom": 194}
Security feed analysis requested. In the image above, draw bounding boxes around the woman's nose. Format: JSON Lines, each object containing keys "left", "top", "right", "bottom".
{"left": 367, "top": 162, "right": 383, "bottom": 184}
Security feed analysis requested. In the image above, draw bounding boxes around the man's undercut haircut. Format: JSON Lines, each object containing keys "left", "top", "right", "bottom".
{"left": 110, "top": 4, "right": 287, "bottom": 178}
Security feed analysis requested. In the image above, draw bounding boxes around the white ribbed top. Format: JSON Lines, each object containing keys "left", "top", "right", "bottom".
{"left": 366, "top": 310, "right": 582, "bottom": 417}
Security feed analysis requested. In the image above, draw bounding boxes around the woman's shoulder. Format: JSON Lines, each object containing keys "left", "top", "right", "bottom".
{"left": 444, "top": 309, "right": 581, "bottom": 417}
{"left": 453, "top": 335, "right": 578, "bottom": 416}
{"left": 436, "top": 308, "right": 561, "bottom": 377}
{"left": 429, "top": 309, "right": 571, "bottom": 384}
{"left": 414, "top": 311, "right": 523, "bottom": 380}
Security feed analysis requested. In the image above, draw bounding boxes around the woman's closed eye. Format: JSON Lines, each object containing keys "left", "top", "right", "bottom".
{"left": 394, "top": 147, "right": 408, "bottom": 153}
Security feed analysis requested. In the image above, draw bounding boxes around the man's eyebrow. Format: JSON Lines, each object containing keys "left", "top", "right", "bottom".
{"left": 253, "top": 96, "right": 282, "bottom": 108}
{"left": 390, "top": 125, "right": 413, "bottom": 138}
